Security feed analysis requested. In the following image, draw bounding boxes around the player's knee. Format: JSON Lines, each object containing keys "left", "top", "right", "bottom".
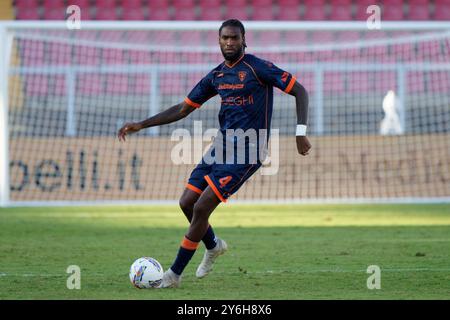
{"left": 192, "top": 201, "right": 209, "bottom": 219}
{"left": 179, "top": 197, "right": 194, "bottom": 215}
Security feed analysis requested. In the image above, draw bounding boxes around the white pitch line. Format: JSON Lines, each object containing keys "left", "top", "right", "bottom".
{"left": 223, "top": 268, "right": 450, "bottom": 275}
{"left": 1, "top": 268, "right": 449, "bottom": 278}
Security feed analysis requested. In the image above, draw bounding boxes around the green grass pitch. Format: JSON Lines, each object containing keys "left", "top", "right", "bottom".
{"left": 0, "top": 204, "right": 449, "bottom": 300}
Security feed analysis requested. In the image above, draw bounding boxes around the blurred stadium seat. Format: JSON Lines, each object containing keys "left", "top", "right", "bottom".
{"left": 173, "top": 0, "right": 196, "bottom": 8}
{"left": 226, "top": 0, "right": 248, "bottom": 7}
{"left": 284, "top": 30, "right": 308, "bottom": 43}
{"left": 355, "top": 0, "right": 377, "bottom": 20}
{"left": 186, "top": 72, "right": 205, "bottom": 90}
{"left": 102, "top": 48, "right": 126, "bottom": 65}
{"left": 303, "top": 0, "right": 326, "bottom": 20}
{"left": 128, "top": 49, "right": 151, "bottom": 65}
{"left": 390, "top": 31, "right": 416, "bottom": 61}
{"left": 132, "top": 74, "right": 151, "bottom": 95}
{"left": 347, "top": 71, "right": 370, "bottom": 93}
{"left": 201, "top": 8, "right": 223, "bottom": 20}
{"left": 251, "top": 0, "right": 273, "bottom": 6}
{"left": 53, "top": 75, "right": 67, "bottom": 96}
{"left": 49, "top": 42, "right": 73, "bottom": 65}
{"left": 148, "top": 8, "right": 171, "bottom": 20}
{"left": 258, "top": 30, "right": 281, "bottom": 45}
{"left": 199, "top": 0, "right": 222, "bottom": 7}
{"left": 199, "top": 0, "right": 222, "bottom": 20}
{"left": 173, "top": 8, "right": 197, "bottom": 20}
{"left": 149, "top": 0, "right": 170, "bottom": 9}
{"left": 96, "top": 0, "right": 117, "bottom": 9}
{"left": 69, "top": 0, "right": 90, "bottom": 8}
{"left": 382, "top": 0, "right": 405, "bottom": 20}
{"left": 205, "top": 30, "right": 219, "bottom": 45}
{"left": 222, "top": 0, "right": 249, "bottom": 20}
{"left": 223, "top": 8, "right": 250, "bottom": 21}
{"left": 105, "top": 74, "right": 129, "bottom": 94}
{"left": 15, "top": 0, "right": 39, "bottom": 10}
{"left": 428, "top": 71, "right": 449, "bottom": 92}
{"left": 373, "top": 71, "right": 397, "bottom": 93}
{"left": 407, "top": 71, "right": 426, "bottom": 92}
{"left": 160, "top": 73, "right": 184, "bottom": 95}
{"left": 121, "top": 9, "right": 146, "bottom": 21}
{"left": 147, "top": 0, "right": 171, "bottom": 20}
{"left": 43, "top": 8, "right": 66, "bottom": 20}
{"left": 12, "top": 0, "right": 444, "bottom": 21}
{"left": 279, "top": 0, "right": 299, "bottom": 5}
{"left": 16, "top": 8, "right": 40, "bottom": 20}
{"left": 153, "top": 51, "right": 178, "bottom": 64}
{"left": 416, "top": 39, "right": 443, "bottom": 61}
{"left": 126, "top": 30, "right": 149, "bottom": 44}
{"left": 98, "top": 30, "right": 122, "bottom": 43}
{"left": 252, "top": 6, "right": 275, "bottom": 20}
{"left": 182, "top": 31, "right": 202, "bottom": 46}
{"left": 277, "top": 5, "right": 300, "bottom": 20}
{"left": 408, "top": 0, "right": 431, "bottom": 20}
{"left": 77, "top": 74, "right": 103, "bottom": 94}
{"left": 21, "top": 40, "right": 45, "bottom": 65}
{"left": 184, "top": 52, "right": 203, "bottom": 64}
{"left": 74, "top": 46, "right": 101, "bottom": 65}
{"left": 311, "top": 31, "right": 335, "bottom": 60}
{"left": 152, "top": 30, "right": 176, "bottom": 45}
{"left": 25, "top": 74, "right": 49, "bottom": 96}
{"left": 298, "top": 71, "right": 314, "bottom": 93}
{"left": 324, "top": 71, "right": 345, "bottom": 93}
{"left": 329, "top": 0, "right": 352, "bottom": 21}
{"left": 336, "top": 31, "right": 361, "bottom": 60}
{"left": 434, "top": 0, "right": 450, "bottom": 20}
{"left": 363, "top": 31, "right": 389, "bottom": 58}
{"left": 122, "top": 0, "right": 143, "bottom": 10}
{"left": 94, "top": 7, "right": 118, "bottom": 20}
{"left": 42, "top": 0, "right": 65, "bottom": 9}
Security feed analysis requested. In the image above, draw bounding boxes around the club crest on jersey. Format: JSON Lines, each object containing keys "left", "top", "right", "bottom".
{"left": 238, "top": 71, "right": 247, "bottom": 82}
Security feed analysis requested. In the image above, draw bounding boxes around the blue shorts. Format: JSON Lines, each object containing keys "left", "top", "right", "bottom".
{"left": 187, "top": 161, "right": 262, "bottom": 203}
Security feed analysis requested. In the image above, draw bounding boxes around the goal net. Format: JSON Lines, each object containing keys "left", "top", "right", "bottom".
{"left": 1, "top": 21, "right": 449, "bottom": 205}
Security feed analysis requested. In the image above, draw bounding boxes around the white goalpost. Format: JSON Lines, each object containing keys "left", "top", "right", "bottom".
{"left": 0, "top": 24, "right": 11, "bottom": 207}
{"left": 0, "top": 21, "right": 449, "bottom": 206}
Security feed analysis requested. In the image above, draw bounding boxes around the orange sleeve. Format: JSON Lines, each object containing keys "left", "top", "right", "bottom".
{"left": 184, "top": 97, "right": 201, "bottom": 108}
{"left": 284, "top": 76, "right": 297, "bottom": 94}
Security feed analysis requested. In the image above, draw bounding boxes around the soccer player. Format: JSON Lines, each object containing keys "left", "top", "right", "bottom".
{"left": 118, "top": 19, "right": 311, "bottom": 288}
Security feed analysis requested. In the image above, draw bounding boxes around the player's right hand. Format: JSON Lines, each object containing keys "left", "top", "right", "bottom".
{"left": 117, "top": 122, "right": 141, "bottom": 142}
{"left": 296, "top": 136, "right": 311, "bottom": 156}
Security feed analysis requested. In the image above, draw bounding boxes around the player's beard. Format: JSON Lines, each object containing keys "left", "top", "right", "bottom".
{"left": 221, "top": 46, "right": 244, "bottom": 63}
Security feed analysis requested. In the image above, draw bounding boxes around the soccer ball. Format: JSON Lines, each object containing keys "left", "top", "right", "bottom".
{"left": 129, "top": 257, "right": 164, "bottom": 289}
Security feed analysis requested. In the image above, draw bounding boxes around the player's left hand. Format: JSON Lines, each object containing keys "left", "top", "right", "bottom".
{"left": 296, "top": 136, "right": 311, "bottom": 156}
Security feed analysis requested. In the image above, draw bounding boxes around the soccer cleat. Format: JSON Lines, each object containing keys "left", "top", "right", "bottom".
{"left": 157, "top": 268, "right": 181, "bottom": 288}
{"left": 196, "top": 238, "right": 228, "bottom": 279}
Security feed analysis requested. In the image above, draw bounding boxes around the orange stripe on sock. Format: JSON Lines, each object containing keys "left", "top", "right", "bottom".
{"left": 204, "top": 175, "right": 227, "bottom": 203}
{"left": 186, "top": 183, "right": 202, "bottom": 195}
{"left": 181, "top": 236, "right": 199, "bottom": 250}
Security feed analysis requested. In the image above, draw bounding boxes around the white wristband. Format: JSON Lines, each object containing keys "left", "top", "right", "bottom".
{"left": 296, "top": 124, "right": 307, "bottom": 136}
